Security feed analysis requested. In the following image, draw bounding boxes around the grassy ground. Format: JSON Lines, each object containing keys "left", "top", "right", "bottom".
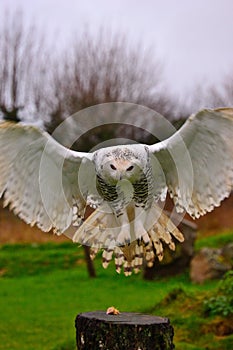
{"left": 0, "top": 232, "right": 232, "bottom": 350}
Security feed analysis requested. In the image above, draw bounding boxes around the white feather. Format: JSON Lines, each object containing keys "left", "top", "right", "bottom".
{"left": 0, "top": 121, "right": 93, "bottom": 233}
{"left": 149, "top": 108, "right": 233, "bottom": 219}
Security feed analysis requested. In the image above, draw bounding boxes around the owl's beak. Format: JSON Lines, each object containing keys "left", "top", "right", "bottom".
{"left": 119, "top": 171, "right": 127, "bottom": 180}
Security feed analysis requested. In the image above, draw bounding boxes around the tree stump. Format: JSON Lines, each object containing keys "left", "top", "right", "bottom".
{"left": 75, "top": 311, "right": 174, "bottom": 349}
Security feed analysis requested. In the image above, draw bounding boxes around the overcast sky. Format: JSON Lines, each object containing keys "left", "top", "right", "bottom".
{"left": 1, "top": 0, "right": 233, "bottom": 97}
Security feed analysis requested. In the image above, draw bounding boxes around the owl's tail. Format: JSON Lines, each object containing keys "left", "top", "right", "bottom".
{"left": 72, "top": 201, "right": 184, "bottom": 276}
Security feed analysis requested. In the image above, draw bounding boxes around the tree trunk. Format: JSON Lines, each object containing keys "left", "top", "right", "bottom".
{"left": 75, "top": 311, "right": 174, "bottom": 349}
{"left": 83, "top": 246, "right": 96, "bottom": 278}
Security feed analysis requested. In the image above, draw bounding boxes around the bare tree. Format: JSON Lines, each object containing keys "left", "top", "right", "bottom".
{"left": 0, "top": 10, "right": 46, "bottom": 122}
{"left": 45, "top": 28, "right": 175, "bottom": 134}
{"left": 179, "top": 72, "right": 233, "bottom": 117}
{"left": 69, "top": 29, "right": 165, "bottom": 108}
{"left": 207, "top": 73, "right": 233, "bottom": 107}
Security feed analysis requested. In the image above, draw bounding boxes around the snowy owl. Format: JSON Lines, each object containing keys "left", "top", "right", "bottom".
{"left": 0, "top": 107, "right": 233, "bottom": 275}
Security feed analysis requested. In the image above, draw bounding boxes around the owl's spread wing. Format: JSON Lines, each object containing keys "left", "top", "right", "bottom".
{"left": 0, "top": 121, "right": 95, "bottom": 233}
{"left": 149, "top": 108, "right": 233, "bottom": 218}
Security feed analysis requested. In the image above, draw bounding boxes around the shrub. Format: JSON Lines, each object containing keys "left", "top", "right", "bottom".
{"left": 204, "top": 271, "right": 233, "bottom": 316}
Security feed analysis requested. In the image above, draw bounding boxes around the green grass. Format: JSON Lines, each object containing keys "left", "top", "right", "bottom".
{"left": 195, "top": 230, "right": 233, "bottom": 250}
{"left": 0, "top": 232, "right": 232, "bottom": 350}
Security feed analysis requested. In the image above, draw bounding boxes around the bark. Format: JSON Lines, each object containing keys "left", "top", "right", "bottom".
{"left": 83, "top": 246, "right": 96, "bottom": 278}
{"left": 75, "top": 311, "right": 174, "bottom": 349}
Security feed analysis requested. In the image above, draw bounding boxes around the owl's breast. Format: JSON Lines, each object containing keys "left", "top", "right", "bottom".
{"left": 133, "top": 166, "right": 154, "bottom": 208}
{"left": 96, "top": 167, "right": 153, "bottom": 216}
{"left": 96, "top": 174, "right": 118, "bottom": 202}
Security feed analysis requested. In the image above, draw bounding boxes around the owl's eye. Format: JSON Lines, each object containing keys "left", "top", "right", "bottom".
{"left": 110, "top": 164, "right": 117, "bottom": 170}
{"left": 126, "top": 165, "right": 134, "bottom": 171}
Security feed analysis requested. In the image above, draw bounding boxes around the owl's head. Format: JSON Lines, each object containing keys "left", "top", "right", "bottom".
{"left": 94, "top": 145, "right": 148, "bottom": 185}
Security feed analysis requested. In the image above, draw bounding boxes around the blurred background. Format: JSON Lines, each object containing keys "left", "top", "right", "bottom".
{"left": 0, "top": 1, "right": 233, "bottom": 350}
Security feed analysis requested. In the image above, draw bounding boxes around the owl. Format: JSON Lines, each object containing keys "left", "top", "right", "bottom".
{"left": 0, "top": 107, "right": 233, "bottom": 275}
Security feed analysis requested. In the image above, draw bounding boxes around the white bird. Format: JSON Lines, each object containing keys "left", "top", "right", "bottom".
{"left": 0, "top": 108, "right": 233, "bottom": 275}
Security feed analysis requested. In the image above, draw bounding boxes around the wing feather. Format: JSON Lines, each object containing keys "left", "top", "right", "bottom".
{"left": 0, "top": 121, "right": 95, "bottom": 233}
{"left": 149, "top": 108, "right": 233, "bottom": 218}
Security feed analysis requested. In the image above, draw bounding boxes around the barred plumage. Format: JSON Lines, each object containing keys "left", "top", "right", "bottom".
{"left": 133, "top": 165, "right": 154, "bottom": 208}
{"left": 96, "top": 174, "right": 118, "bottom": 202}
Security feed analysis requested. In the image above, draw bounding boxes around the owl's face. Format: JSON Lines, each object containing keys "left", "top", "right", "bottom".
{"left": 94, "top": 145, "right": 148, "bottom": 185}
{"left": 101, "top": 158, "right": 143, "bottom": 184}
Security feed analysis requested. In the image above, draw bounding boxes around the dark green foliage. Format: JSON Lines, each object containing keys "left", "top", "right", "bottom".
{"left": 204, "top": 271, "right": 233, "bottom": 316}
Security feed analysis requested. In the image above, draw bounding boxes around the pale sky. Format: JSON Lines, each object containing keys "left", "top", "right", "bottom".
{"left": 1, "top": 0, "right": 233, "bottom": 97}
